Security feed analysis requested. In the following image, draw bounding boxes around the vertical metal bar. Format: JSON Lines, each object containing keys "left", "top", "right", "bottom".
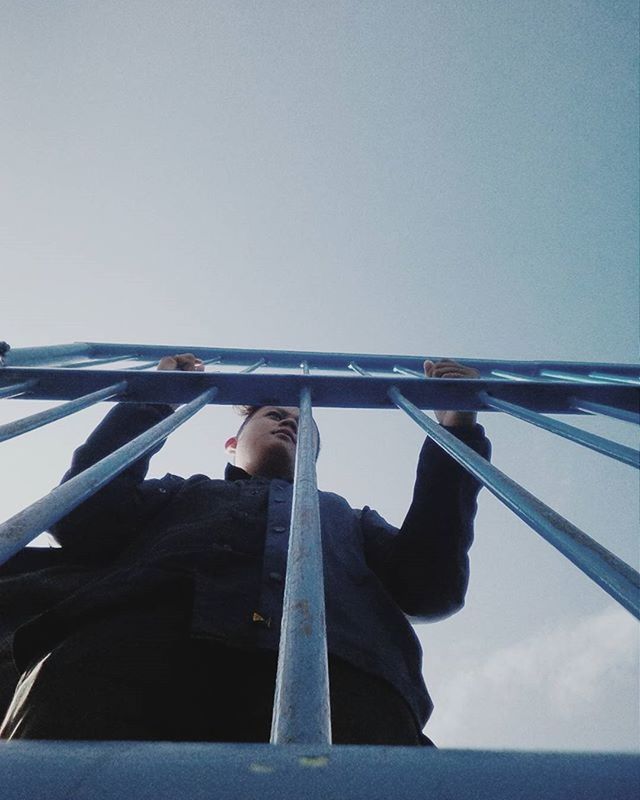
{"left": 300, "top": 361, "right": 310, "bottom": 375}
{"left": 0, "top": 388, "right": 217, "bottom": 566}
{"left": 570, "top": 398, "right": 640, "bottom": 426}
{"left": 588, "top": 372, "right": 640, "bottom": 386}
{"left": 387, "top": 386, "right": 640, "bottom": 619}
{"left": 0, "top": 382, "right": 128, "bottom": 443}
{"left": 271, "top": 386, "right": 331, "bottom": 745}
{"left": 0, "top": 380, "right": 38, "bottom": 399}
{"left": 241, "top": 358, "right": 266, "bottom": 374}
{"left": 479, "top": 392, "right": 640, "bottom": 469}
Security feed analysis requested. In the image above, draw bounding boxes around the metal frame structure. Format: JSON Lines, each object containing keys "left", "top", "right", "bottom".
{"left": 0, "top": 341, "right": 638, "bottom": 793}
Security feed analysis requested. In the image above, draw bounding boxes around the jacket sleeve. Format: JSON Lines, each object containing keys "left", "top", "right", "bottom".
{"left": 50, "top": 402, "right": 180, "bottom": 562}
{"left": 360, "top": 423, "right": 491, "bottom": 620}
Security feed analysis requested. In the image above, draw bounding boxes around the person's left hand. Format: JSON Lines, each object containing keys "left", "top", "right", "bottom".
{"left": 423, "top": 359, "right": 480, "bottom": 427}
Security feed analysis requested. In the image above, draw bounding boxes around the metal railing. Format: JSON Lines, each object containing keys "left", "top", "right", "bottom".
{"left": 0, "top": 341, "right": 638, "bottom": 746}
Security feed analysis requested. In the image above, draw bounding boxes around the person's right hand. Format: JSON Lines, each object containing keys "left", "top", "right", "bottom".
{"left": 157, "top": 353, "right": 205, "bottom": 372}
{"left": 157, "top": 353, "right": 205, "bottom": 409}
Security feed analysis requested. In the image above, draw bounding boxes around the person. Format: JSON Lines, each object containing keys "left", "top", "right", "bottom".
{"left": 0, "top": 354, "right": 491, "bottom": 745}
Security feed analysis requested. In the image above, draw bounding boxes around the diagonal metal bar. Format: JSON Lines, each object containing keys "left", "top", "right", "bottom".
{"left": 60, "top": 355, "right": 136, "bottom": 369}
{"left": 240, "top": 358, "right": 267, "bottom": 374}
{"left": 479, "top": 392, "right": 640, "bottom": 469}
{"left": 570, "top": 398, "right": 640, "bottom": 426}
{"left": 540, "top": 370, "right": 613, "bottom": 384}
{"left": 126, "top": 360, "right": 163, "bottom": 371}
{"left": 0, "top": 382, "right": 128, "bottom": 443}
{"left": 348, "top": 361, "right": 370, "bottom": 376}
{"left": 393, "top": 365, "right": 424, "bottom": 378}
{"left": 388, "top": 386, "right": 640, "bottom": 619}
{"left": 491, "top": 370, "right": 534, "bottom": 382}
{"left": 0, "top": 388, "right": 217, "bottom": 567}
{"left": 271, "top": 385, "right": 331, "bottom": 745}
{"left": 0, "top": 380, "right": 38, "bottom": 399}
{"left": 588, "top": 372, "right": 640, "bottom": 386}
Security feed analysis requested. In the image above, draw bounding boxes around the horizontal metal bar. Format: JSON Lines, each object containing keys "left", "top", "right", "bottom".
{"left": 0, "top": 388, "right": 217, "bottom": 566}
{"left": 1, "top": 367, "right": 637, "bottom": 413}
{"left": 480, "top": 393, "right": 640, "bottom": 469}
{"left": 388, "top": 387, "right": 640, "bottom": 619}
{"left": 2, "top": 343, "right": 90, "bottom": 366}
{"left": 12, "top": 341, "right": 635, "bottom": 379}
{"left": 570, "top": 398, "right": 640, "bottom": 426}
{"left": 60, "top": 355, "right": 136, "bottom": 369}
{"left": 2, "top": 742, "right": 638, "bottom": 800}
{"left": 0, "top": 382, "right": 128, "bottom": 443}
{"left": 0, "top": 379, "right": 38, "bottom": 399}
{"left": 271, "top": 386, "right": 331, "bottom": 745}
{"left": 588, "top": 372, "right": 640, "bottom": 386}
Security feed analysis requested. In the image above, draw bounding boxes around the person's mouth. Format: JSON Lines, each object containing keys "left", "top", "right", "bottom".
{"left": 274, "top": 429, "right": 296, "bottom": 444}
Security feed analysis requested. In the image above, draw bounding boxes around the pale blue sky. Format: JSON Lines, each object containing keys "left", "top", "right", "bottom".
{"left": 1, "top": 1, "right": 638, "bottom": 751}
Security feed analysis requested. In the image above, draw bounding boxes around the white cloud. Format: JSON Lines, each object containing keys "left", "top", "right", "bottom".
{"left": 428, "top": 605, "right": 639, "bottom": 751}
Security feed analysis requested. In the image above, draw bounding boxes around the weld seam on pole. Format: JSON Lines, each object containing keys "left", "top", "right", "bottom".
{"left": 271, "top": 385, "right": 331, "bottom": 745}
{"left": 0, "top": 382, "right": 129, "bottom": 443}
{"left": 0, "top": 388, "right": 217, "bottom": 567}
{"left": 479, "top": 392, "right": 640, "bottom": 469}
{"left": 388, "top": 386, "right": 640, "bottom": 619}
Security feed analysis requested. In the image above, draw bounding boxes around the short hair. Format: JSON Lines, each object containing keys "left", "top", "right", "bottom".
{"left": 234, "top": 405, "right": 321, "bottom": 458}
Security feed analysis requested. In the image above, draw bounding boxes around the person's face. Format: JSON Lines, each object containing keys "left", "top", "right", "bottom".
{"left": 225, "top": 406, "right": 303, "bottom": 480}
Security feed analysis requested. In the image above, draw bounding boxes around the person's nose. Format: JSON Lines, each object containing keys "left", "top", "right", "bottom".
{"left": 280, "top": 416, "right": 298, "bottom": 435}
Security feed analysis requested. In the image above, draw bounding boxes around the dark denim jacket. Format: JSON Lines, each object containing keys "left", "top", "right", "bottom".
{"left": 7, "top": 403, "right": 491, "bottom": 727}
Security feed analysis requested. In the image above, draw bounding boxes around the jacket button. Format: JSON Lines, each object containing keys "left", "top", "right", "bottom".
{"left": 251, "top": 611, "right": 272, "bottom": 628}
{"left": 273, "top": 525, "right": 286, "bottom": 533}
{"left": 269, "top": 572, "right": 283, "bottom": 584}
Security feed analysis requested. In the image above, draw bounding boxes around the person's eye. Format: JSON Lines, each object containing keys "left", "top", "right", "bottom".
{"left": 266, "top": 411, "right": 281, "bottom": 419}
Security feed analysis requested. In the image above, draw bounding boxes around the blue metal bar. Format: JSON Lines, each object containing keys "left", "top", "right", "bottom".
{"left": 588, "top": 372, "right": 640, "bottom": 386}
{"left": 6, "top": 342, "right": 639, "bottom": 380}
{"left": 126, "top": 360, "right": 162, "bottom": 371}
{"left": 1, "top": 741, "right": 638, "bottom": 800}
{"left": 271, "top": 386, "right": 331, "bottom": 745}
{"left": 1, "top": 366, "right": 637, "bottom": 413}
{"left": 570, "top": 398, "right": 640, "bottom": 426}
{"left": 0, "top": 388, "right": 217, "bottom": 567}
{"left": 241, "top": 358, "right": 267, "bottom": 374}
{"left": 388, "top": 386, "right": 640, "bottom": 619}
{"left": 0, "top": 380, "right": 38, "bottom": 399}
{"left": 393, "top": 365, "right": 424, "bottom": 378}
{"left": 3, "top": 343, "right": 90, "bottom": 366}
{"left": 0, "top": 382, "right": 128, "bottom": 443}
{"left": 540, "top": 370, "right": 612, "bottom": 384}
{"left": 491, "top": 370, "right": 534, "bottom": 382}
{"left": 479, "top": 392, "right": 640, "bottom": 469}
{"left": 60, "top": 355, "right": 136, "bottom": 369}
{"left": 348, "top": 361, "right": 370, "bottom": 376}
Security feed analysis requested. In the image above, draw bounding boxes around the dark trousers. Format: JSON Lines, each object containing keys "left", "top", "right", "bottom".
{"left": 1, "top": 615, "right": 430, "bottom": 745}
